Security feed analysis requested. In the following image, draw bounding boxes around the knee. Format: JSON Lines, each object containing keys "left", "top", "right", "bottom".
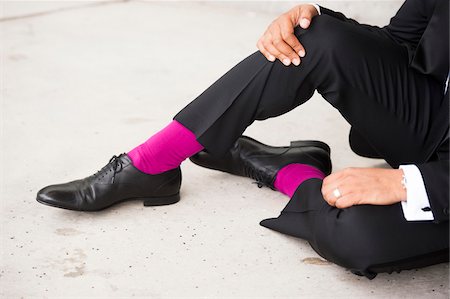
{"left": 349, "top": 127, "right": 383, "bottom": 159}
{"left": 312, "top": 205, "right": 391, "bottom": 275}
{"left": 294, "top": 15, "right": 347, "bottom": 56}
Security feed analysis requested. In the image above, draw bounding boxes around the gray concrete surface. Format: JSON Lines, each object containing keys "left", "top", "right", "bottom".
{"left": 1, "top": 1, "right": 448, "bottom": 298}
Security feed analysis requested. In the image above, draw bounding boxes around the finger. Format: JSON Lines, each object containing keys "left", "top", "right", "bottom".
{"left": 322, "top": 185, "right": 340, "bottom": 207}
{"left": 269, "top": 25, "right": 299, "bottom": 66}
{"left": 321, "top": 179, "right": 334, "bottom": 199}
{"left": 298, "top": 7, "right": 314, "bottom": 29}
{"left": 321, "top": 177, "right": 332, "bottom": 197}
{"left": 322, "top": 172, "right": 344, "bottom": 195}
{"left": 262, "top": 38, "right": 291, "bottom": 66}
{"left": 335, "top": 195, "right": 355, "bottom": 209}
{"left": 325, "top": 169, "right": 348, "bottom": 184}
{"left": 272, "top": 37, "right": 297, "bottom": 65}
{"left": 327, "top": 185, "right": 353, "bottom": 208}
{"left": 260, "top": 31, "right": 290, "bottom": 64}
{"left": 299, "top": 17, "right": 311, "bottom": 29}
{"left": 257, "top": 39, "right": 276, "bottom": 62}
{"left": 283, "top": 33, "right": 306, "bottom": 58}
{"left": 278, "top": 19, "right": 304, "bottom": 61}
{"left": 336, "top": 190, "right": 367, "bottom": 209}
{"left": 323, "top": 175, "right": 353, "bottom": 207}
{"left": 323, "top": 191, "right": 337, "bottom": 207}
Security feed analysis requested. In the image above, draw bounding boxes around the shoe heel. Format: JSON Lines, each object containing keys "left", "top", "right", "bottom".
{"left": 142, "top": 193, "right": 180, "bottom": 207}
{"left": 290, "top": 140, "right": 330, "bottom": 153}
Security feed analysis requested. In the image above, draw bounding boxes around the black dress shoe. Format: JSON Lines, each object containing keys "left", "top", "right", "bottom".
{"left": 189, "top": 136, "right": 332, "bottom": 189}
{"left": 36, "top": 154, "right": 181, "bottom": 211}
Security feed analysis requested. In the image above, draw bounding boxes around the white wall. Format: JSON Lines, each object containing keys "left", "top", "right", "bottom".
{"left": 200, "top": 1, "right": 404, "bottom": 26}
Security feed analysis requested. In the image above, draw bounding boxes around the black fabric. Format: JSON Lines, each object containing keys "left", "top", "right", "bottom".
{"left": 260, "top": 179, "right": 449, "bottom": 279}
{"left": 384, "top": 0, "right": 449, "bottom": 84}
{"left": 174, "top": 0, "right": 449, "bottom": 276}
{"left": 348, "top": 127, "right": 382, "bottom": 159}
{"left": 417, "top": 157, "right": 449, "bottom": 222}
{"left": 321, "top": 0, "right": 449, "bottom": 85}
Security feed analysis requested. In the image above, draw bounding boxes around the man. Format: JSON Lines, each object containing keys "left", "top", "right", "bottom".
{"left": 37, "top": 0, "right": 449, "bottom": 278}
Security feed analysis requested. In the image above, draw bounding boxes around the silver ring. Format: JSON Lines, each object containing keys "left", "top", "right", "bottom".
{"left": 333, "top": 188, "right": 342, "bottom": 199}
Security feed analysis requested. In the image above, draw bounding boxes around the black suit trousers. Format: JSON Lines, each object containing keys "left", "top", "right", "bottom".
{"left": 174, "top": 15, "right": 449, "bottom": 278}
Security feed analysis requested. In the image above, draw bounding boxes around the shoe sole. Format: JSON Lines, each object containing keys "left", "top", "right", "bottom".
{"left": 36, "top": 193, "right": 180, "bottom": 212}
{"left": 143, "top": 193, "right": 180, "bottom": 206}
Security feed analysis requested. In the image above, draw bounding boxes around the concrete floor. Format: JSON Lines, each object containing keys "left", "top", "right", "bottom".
{"left": 1, "top": 1, "right": 448, "bottom": 298}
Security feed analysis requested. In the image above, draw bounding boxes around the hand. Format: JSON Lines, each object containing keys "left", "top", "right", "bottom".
{"left": 257, "top": 4, "right": 319, "bottom": 66}
{"left": 321, "top": 168, "right": 407, "bottom": 209}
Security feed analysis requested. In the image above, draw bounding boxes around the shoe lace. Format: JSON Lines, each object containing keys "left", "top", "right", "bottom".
{"left": 93, "top": 154, "right": 125, "bottom": 183}
{"left": 242, "top": 160, "right": 271, "bottom": 189}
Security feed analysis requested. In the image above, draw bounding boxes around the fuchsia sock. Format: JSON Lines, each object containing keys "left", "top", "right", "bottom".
{"left": 128, "top": 120, "right": 204, "bottom": 174}
{"left": 274, "top": 163, "right": 325, "bottom": 198}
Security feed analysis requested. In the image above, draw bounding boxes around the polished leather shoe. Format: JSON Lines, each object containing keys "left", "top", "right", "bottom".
{"left": 189, "top": 136, "right": 332, "bottom": 189}
{"left": 36, "top": 154, "right": 181, "bottom": 211}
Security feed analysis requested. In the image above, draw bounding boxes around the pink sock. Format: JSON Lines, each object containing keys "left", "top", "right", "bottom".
{"left": 274, "top": 163, "right": 325, "bottom": 198}
{"left": 128, "top": 120, "right": 204, "bottom": 174}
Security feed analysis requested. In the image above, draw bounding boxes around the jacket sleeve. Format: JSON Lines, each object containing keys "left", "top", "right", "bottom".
{"left": 319, "top": 6, "right": 360, "bottom": 26}
{"left": 416, "top": 160, "right": 449, "bottom": 223}
{"left": 321, "top": 0, "right": 438, "bottom": 49}
{"left": 384, "top": 0, "right": 437, "bottom": 50}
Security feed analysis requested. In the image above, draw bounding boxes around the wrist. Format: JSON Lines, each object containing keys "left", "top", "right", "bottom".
{"left": 289, "top": 4, "right": 318, "bottom": 24}
{"left": 308, "top": 3, "right": 321, "bottom": 15}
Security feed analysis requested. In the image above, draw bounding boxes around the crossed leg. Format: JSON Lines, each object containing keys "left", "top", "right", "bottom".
{"left": 174, "top": 14, "right": 449, "bottom": 278}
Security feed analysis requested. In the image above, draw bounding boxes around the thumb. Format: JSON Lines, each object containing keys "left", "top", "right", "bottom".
{"left": 299, "top": 17, "right": 311, "bottom": 29}
{"left": 298, "top": 8, "right": 314, "bottom": 29}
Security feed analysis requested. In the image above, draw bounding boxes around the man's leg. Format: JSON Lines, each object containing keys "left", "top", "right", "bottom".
{"left": 348, "top": 127, "right": 382, "bottom": 159}
{"left": 261, "top": 178, "right": 449, "bottom": 279}
{"left": 37, "top": 13, "right": 446, "bottom": 211}
{"left": 175, "top": 15, "right": 447, "bottom": 168}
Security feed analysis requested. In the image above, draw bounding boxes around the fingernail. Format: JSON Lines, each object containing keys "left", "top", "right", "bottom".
{"left": 298, "top": 50, "right": 305, "bottom": 57}
{"left": 300, "top": 18, "right": 310, "bottom": 28}
{"left": 292, "top": 58, "right": 300, "bottom": 66}
{"left": 282, "top": 58, "right": 291, "bottom": 66}
{"left": 268, "top": 55, "right": 275, "bottom": 62}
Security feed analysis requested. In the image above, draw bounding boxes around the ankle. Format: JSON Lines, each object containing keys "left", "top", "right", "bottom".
{"left": 128, "top": 120, "right": 204, "bottom": 174}
{"left": 274, "top": 163, "right": 325, "bottom": 197}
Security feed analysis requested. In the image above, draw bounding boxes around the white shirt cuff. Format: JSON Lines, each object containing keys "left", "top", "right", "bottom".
{"left": 309, "top": 3, "right": 321, "bottom": 15}
{"left": 399, "top": 165, "right": 434, "bottom": 221}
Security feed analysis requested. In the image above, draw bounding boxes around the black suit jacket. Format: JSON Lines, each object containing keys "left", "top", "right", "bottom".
{"left": 321, "top": 0, "right": 449, "bottom": 222}
{"left": 385, "top": 0, "right": 448, "bottom": 85}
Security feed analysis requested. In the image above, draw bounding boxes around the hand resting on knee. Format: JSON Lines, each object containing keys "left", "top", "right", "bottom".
{"left": 257, "top": 4, "right": 319, "bottom": 66}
